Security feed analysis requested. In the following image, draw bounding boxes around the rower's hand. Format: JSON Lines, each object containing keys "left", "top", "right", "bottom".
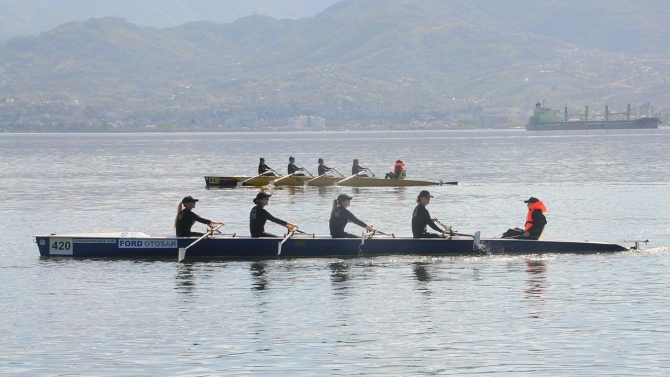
{"left": 286, "top": 223, "right": 298, "bottom": 231}
{"left": 210, "top": 221, "right": 224, "bottom": 227}
{"left": 432, "top": 217, "right": 438, "bottom": 222}
{"left": 365, "top": 225, "right": 375, "bottom": 232}
{"left": 523, "top": 231, "right": 530, "bottom": 238}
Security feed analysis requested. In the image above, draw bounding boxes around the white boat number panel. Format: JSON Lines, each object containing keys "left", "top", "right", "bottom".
{"left": 49, "top": 238, "right": 73, "bottom": 255}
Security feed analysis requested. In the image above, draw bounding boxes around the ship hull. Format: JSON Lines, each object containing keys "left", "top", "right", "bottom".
{"left": 526, "top": 117, "right": 659, "bottom": 131}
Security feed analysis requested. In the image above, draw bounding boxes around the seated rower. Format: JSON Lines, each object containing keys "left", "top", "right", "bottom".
{"left": 502, "top": 197, "right": 547, "bottom": 240}
{"left": 351, "top": 158, "right": 368, "bottom": 177}
{"left": 250, "top": 192, "right": 298, "bottom": 237}
{"left": 258, "top": 158, "right": 276, "bottom": 176}
{"left": 318, "top": 158, "right": 333, "bottom": 176}
{"left": 412, "top": 190, "right": 445, "bottom": 238}
{"left": 288, "top": 156, "right": 306, "bottom": 176}
{"left": 329, "top": 194, "right": 375, "bottom": 238}
{"left": 385, "top": 160, "right": 406, "bottom": 179}
{"left": 174, "top": 196, "right": 224, "bottom": 237}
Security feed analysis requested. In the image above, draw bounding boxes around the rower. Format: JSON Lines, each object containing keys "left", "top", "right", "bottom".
{"left": 250, "top": 192, "right": 298, "bottom": 237}
{"left": 411, "top": 190, "right": 444, "bottom": 238}
{"left": 329, "top": 194, "right": 375, "bottom": 238}
{"left": 174, "top": 196, "right": 224, "bottom": 237}
{"left": 385, "top": 160, "right": 406, "bottom": 179}
{"left": 351, "top": 158, "right": 368, "bottom": 177}
{"left": 258, "top": 158, "right": 275, "bottom": 176}
{"left": 288, "top": 156, "right": 306, "bottom": 176}
{"left": 318, "top": 158, "right": 333, "bottom": 176}
{"left": 502, "top": 197, "right": 547, "bottom": 239}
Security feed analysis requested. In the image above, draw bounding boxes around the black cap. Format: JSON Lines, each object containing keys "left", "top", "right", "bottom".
{"left": 256, "top": 192, "right": 272, "bottom": 200}
{"left": 337, "top": 194, "right": 353, "bottom": 202}
{"left": 396, "top": 160, "right": 403, "bottom": 163}
{"left": 524, "top": 197, "right": 540, "bottom": 203}
{"left": 419, "top": 190, "right": 433, "bottom": 198}
{"left": 289, "top": 156, "right": 295, "bottom": 161}
{"left": 182, "top": 195, "right": 199, "bottom": 204}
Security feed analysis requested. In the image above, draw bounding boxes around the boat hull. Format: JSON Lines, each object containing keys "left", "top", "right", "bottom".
{"left": 204, "top": 175, "right": 451, "bottom": 187}
{"left": 526, "top": 117, "right": 659, "bottom": 131}
{"left": 34, "top": 233, "right": 628, "bottom": 260}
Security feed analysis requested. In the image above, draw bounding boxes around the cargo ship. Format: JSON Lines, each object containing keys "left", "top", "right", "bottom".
{"left": 526, "top": 102, "right": 660, "bottom": 131}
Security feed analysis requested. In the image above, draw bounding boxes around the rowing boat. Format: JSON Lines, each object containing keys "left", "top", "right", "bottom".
{"left": 204, "top": 175, "right": 456, "bottom": 187}
{"left": 34, "top": 232, "right": 628, "bottom": 260}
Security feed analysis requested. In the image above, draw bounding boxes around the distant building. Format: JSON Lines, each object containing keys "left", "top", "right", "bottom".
{"left": 288, "top": 115, "right": 326, "bottom": 129}
{"left": 479, "top": 116, "right": 508, "bottom": 129}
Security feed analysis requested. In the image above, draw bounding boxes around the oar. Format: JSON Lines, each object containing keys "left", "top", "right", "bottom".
{"left": 365, "top": 168, "right": 376, "bottom": 178}
{"left": 330, "top": 168, "right": 345, "bottom": 177}
{"left": 178, "top": 223, "right": 223, "bottom": 262}
{"left": 271, "top": 172, "right": 296, "bottom": 186}
{"left": 277, "top": 227, "right": 297, "bottom": 256}
{"left": 301, "top": 168, "right": 314, "bottom": 177}
{"left": 435, "top": 220, "right": 480, "bottom": 248}
{"left": 334, "top": 172, "right": 362, "bottom": 186}
{"left": 238, "top": 171, "right": 278, "bottom": 187}
{"left": 304, "top": 168, "right": 340, "bottom": 186}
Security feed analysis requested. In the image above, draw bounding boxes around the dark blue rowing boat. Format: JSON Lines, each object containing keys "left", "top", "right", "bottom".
{"left": 34, "top": 232, "right": 628, "bottom": 260}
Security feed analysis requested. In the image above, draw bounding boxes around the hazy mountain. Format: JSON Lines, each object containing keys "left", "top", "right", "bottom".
{"left": 0, "top": 0, "right": 338, "bottom": 41}
{"left": 1, "top": 0, "right": 669, "bottom": 127}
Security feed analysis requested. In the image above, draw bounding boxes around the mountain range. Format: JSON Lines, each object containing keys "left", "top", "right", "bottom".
{"left": 1, "top": 0, "right": 669, "bottom": 129}
{"left": 0, "top": 0, "right": 338, "bottom": 41}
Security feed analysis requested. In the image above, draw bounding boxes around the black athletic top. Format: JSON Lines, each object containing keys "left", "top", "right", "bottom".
{"left": 412, "top": 204, "right": 442, "bottom": 237}
{"left": 288, "top": 163, "right": 302, "bottom": 175}
{"left": 330, "top": 207, "right": 367, "bottom": 238}
{"left": 176, "top": 208, "right": 211, "bottom": 237}
{"left": 258, "top": 163, "right": 272, "bottom": 175}
{"left": 318, "top": 164, "right": 331, "bottom": 176}
{"left": 352, "top": 163, "right": 366, "bottom": 175}
{"left": 250, "top": 205, "right": 288, "bottom": 237}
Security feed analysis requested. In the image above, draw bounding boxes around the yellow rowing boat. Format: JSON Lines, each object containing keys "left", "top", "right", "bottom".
{"left": 204, "top": 175, "right": 456, "bottom": 187}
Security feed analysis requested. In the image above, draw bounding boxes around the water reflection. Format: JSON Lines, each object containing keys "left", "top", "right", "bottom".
{"left": 524, "top": 260, "right": 547, "bottom": 307}
{"left": 250, "top": 261, "right": 268, "bottom": 291}
{"left": 175, "top": 263, "right": 196, "bottom": 294}
{"left": 329, "top": 261, "right": 350, "bottom": 283}
{"left": 413, "top": 262, "right": 431, "bottom": 282}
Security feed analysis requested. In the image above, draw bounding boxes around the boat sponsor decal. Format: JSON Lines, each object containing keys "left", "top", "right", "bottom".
{"left": 118, "top": 239, "right": 178, "bottom": 248}
{"left": 49, "top": 237, "right": 73, "bottom": 256}
{"left": 74, "top": 239, "right": 116, "bottom": 244}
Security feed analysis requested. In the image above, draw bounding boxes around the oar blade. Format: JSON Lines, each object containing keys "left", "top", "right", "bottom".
{"left": 178, "top": 247, "right": 186, "bottom": 262}
{"left": 277, "top": 243, "right": 282, "bottom": 256}
{"left": 473, "top": 231, "right": 481, "bottom": 249}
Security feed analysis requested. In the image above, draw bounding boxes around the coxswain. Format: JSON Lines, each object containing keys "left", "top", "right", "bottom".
{"left": 329, "top": 194, "right": 375, "bottom": 238}
{"left": 385, "top": 160, "right": 405, "bottom": 179}
{"left": 412, "top": 190, "right": 445, "bottom": 238}
{"left": 174, "top": 196, "right": 224, "bottom": 237}
{"left": 352, "top": 158, "right": 368, "bottom": 176}
{"left": 502, "top": 197, "right": 547, "bottom": 239}
{"left": 318, "top": 158, "right": 332, "bottom": 176}
{"left": 250, "top": 192, "right": 298, "bottom": 237}
{"left": 287, "top": 156, "right": 305, "bottom": 176}
{"left": 258, "top": 158, "right": 275, "bottom": 176}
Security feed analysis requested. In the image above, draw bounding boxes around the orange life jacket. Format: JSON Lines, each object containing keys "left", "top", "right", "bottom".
{"left": 393, "top": 161, "right": 405, "bottom": 176}
{"left": 525, "top": 201, "right": 547, "bottom": 230}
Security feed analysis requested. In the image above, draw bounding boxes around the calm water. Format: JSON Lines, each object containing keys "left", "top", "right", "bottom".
{"left": 1, "top": 129, "right": 670, "bottom": 375}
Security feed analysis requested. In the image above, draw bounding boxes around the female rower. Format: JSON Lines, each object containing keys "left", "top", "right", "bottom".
{"left": 250, "top": 192, "right": 298, "bottom": 237}
{"left": 352, "top": 158, "right": 368, "bottom": 176}
{"left": 174, "top": 196, "right": 224, "bottom": 237}
{"left": 318, "top": 158, "right": 332, "bottom": 176}
{"left": 329, "top": 194, "right": 375, "bottom": 238}
{"left": 258, "top": 157, "right": 274, "bottom": 176}
{"left": 412, "top": 190, "right": 445, "bottom": 238}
